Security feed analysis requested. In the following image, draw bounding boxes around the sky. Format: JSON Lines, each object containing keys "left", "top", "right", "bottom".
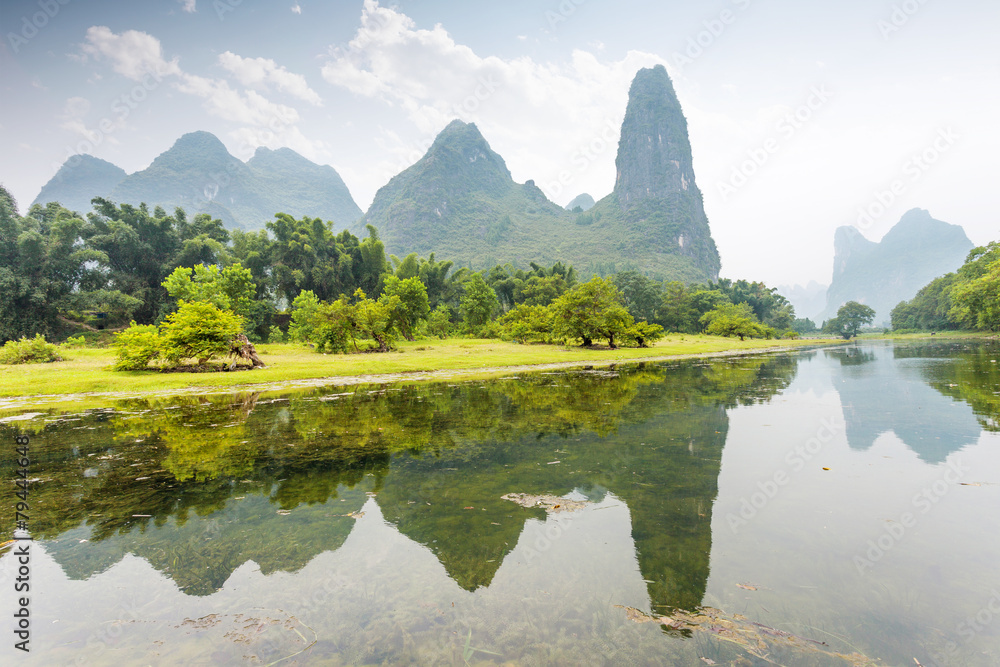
{"left": 1, "top": 0, "right": 997, "bottom": 288}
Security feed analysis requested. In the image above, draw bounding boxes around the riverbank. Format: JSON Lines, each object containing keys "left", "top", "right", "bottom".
{"left": 0, "top": 335, "right": 839, "bottom": 411}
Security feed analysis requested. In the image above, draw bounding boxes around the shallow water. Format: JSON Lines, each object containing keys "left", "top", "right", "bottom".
{"left": 1, "top": 340, "right": 998, "bottom": 665}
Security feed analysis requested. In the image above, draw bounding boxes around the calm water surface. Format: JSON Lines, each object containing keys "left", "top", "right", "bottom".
{"left": 1, "top": 340, "right": 998, "bottom": 666}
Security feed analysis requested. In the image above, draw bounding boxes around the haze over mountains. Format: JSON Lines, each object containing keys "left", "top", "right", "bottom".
{"left": 819, "top": 208, "right": 973, "bottom": 325}
{"left": 31, "top": 65, "right": 975, "bottom": 298}
{"left": 33, "top": 131, "right": 362, "bottom": 230}
{"left": 34, "top": 65, "right": 722, "bottom": 282}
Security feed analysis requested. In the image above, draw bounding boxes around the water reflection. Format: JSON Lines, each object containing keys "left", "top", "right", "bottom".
{"left": 1, "top": 354, "right": 797, "bottom": 612}
{"left": 826, "top": 343, "right": 981, "bottom": 462}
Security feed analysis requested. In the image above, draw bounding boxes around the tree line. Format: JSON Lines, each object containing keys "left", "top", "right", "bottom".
{"left": 892, "top": 242, "right": 1000, "bottom": 332}
{"left": 0, "top": 187, "right": 806, "bottom": 366}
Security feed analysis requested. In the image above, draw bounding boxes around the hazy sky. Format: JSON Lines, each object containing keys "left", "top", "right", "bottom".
{"left": 1, "top": 0, "right": 997, "bottom": 287}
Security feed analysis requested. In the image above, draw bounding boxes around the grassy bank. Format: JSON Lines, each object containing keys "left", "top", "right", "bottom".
{"left": 0, "top": 335, "right": 833, "bottom": 401}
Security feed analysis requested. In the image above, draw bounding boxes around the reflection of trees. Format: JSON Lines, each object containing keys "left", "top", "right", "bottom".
{"left": 913, "top": 340, "right": 1000, "bottom": 431}
{"left": 2, "top": 353, "right": 798, "bottom": 605}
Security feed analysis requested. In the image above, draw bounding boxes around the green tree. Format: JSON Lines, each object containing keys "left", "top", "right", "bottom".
{"left": 288, "top": 290, "right": 323, "bottom": 343}
{"left": 551, "top": 277, "right": 633, "bottom": 347}
{"left": 381, "top": 274, "right": 429, "bottom": 341}
{"left": 499, "top": 304, "right": 554, "bottom": 343}
{"left": 162, "top": 262, "right": 270, "bottom": 340}
{"left": 826, "top": 301, "right": 876, "bottom": 339}
{"left": 460, "top": 273, "right": 499, "bottom": 332}
{"left": 160, "top": 301, "right": 244, "bottom": 366}
{"left": 891, "top": 274, "right": 959, "bottom": 331}
{"left": 700, "top": 302, "right": 768, "bottom": 340}
{"left": 613, "top": 271, "right": 660, "bottom": 323}
{"left": 426, "top": 305, "right": 453, "bottom": 339}
{"left": 354, "top": 289, "right": 398, "bottom": 352}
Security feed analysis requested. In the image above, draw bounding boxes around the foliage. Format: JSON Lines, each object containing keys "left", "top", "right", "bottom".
{"left": 0, "top": 192, "right": 111, "bottom": 342}
{"left": 382, "top": 274, "right": 430, "bottom": 341}
{"left": 700, "top": 302, "right": 770, "bottom": 340}
{"left": 790, "top": 318, "right": 818, "bottom": 334}
{"left": 461, "top": 273, "right": 500, "bottom": 332}
{"left": 626, "top": 320, "right": 666, "bottom": 347}
{"left": 355, "top": 289, "right": 398, "bottom": 352}
{"left": 551, "top": 277, "right": 634, "bottom": 347}
{"left": 824, "top": 301, "right": 876, "bottom": 339}
{"left": 499, "top": 304, "right": 554, "bottom": 343}
{"left": 614, "top": 271, "right": 661, "bottom": 323}
{"left": 890, "top": 274, "right": 958, "bottom": 331}
{"left": 62, "top": 335, "right": 87, "bottom": 348}
{"left": 426, "top": 305, "right": 453, "bottom": 339}
{"left": 160, "top": 301, "right": 244, "bottom": 366}
{"left": 0, "top": 334, "right": 63, "bottom": 364}
{"left": 112, "top": 323, "right": 164, "bottom": 371}
{"left": 709, "top": 278, "right": 794, "bottom": 330}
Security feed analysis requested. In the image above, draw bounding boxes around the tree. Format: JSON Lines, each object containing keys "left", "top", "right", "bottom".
{"left": 160, "top": 301, "right": 244, "bottom": 366}
{"left": 460, "top": 273, "right": 499, "bottom": 331}
{"left": 890, "top": 274, "right": 958, "bottom": 331}
{"left": 381, "top": 274, "right": 429, "bottom": 341}
{"left": 162, "top": 262, "right": 271, "bottom": 340}
{"left": 354, "top": 289, "right": 398, "bottom": 352}
{"left": 827, "top": 301, "right": 876, "bottom": 339}
{"left": 426, "top": 305, "right": 453, "bottom": 339}
{"left": 700, "top": 302, "right": 769, "bottom": 340}
{"left": 613, "top": 271, "right": 660, "bottom": 323}
{"left": 499, "top": 304, "right": 554, "bottom": 343}
{"left": 551, "top": 277, "right": 633, "bottom": 347}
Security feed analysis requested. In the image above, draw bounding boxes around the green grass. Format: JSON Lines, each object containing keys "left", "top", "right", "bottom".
{"left": 0, "top": 335, "right": 836, "bottom": 402}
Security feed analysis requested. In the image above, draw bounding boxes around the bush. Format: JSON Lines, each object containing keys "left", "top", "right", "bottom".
{"left": 62, "top": 335, "right": 87, "bottom": 348}
{"left": 626, "top": 321, "right": 665, "bottom": 347}
{"left": 0, "top": 334, "right": 63, "bottom": 364}
{"left": 426, "top": 305, "right": 453, "bottom": 339}
{"left": 267, "top": 324, "right": 286, "bottom": 343}
{"left": 112, "top": 323, "right": 163, "bottom": 370}
{"left": 160, "top": 301, "right": 244, "bottom": 365}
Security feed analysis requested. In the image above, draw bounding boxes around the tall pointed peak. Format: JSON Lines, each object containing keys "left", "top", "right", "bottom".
{"left": 613, "top": 65, "right": 696, "bottom": 208}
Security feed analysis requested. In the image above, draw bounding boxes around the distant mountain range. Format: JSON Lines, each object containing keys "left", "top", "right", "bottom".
{"left": 31, "top": 65, "right": 743, "bottom": 282}
{"left": 356, "top": 64, "right": 721, "bottom": 281}
{"left": 32, "top": 131, "right": 362, "bottom": 230}
{"left": 820, "top": 208, "right": 973, "bottom": 325}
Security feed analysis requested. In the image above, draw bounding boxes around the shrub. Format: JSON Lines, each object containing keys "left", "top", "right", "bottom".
{"left": 112, "top": 323, "right": 163, "bottom": 370}
{"left": 160, "top": 301, "right": 244, "bottom": 366}
{"left": 426, "top": 305, "right": 453, "bottom": 339}
{"left": 626, "top": 321, "right": 665, "bottom": 347}
{"left": 0, "top": 334, "right": 63, "bottom": 364}
{"left": 62, "top": 335, "right": 87, "bottom": 348}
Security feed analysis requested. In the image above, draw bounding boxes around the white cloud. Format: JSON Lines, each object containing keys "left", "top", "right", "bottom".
{"left": 62, "top": 96, "right": 90, "bottom": 118}
{"left": 218, "top": 51, "right": 322, "bottom": 105}
{"left": 75, "top": 27, "right": 325, "bottom": 160}
{"left": 321, "top": 0, "right": 664, "bottom": 205}
{"left": 80, "top": 26, "right": 182, "bottom": 80}
{"left": 291, "top": 3, "right": 302, "bottom": 14}
{"left": 178, "top": 0, "right": 196, "bottom": 13}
